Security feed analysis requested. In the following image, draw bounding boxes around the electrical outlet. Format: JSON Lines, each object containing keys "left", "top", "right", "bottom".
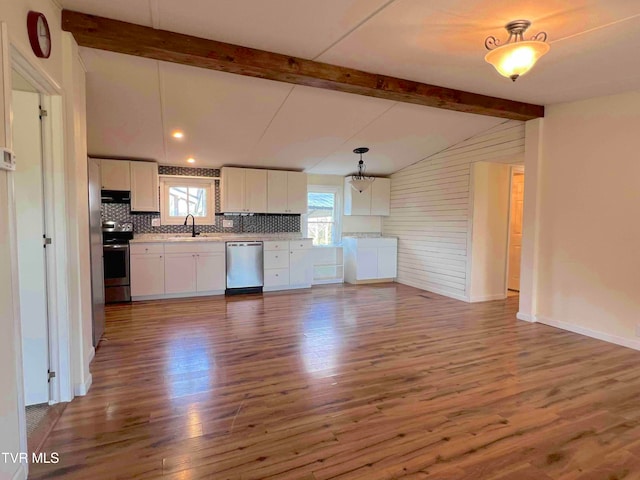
{"left": 223, "top": 219, "right": 233, "bottom": 228}
{"left": 151, "top": 218, "right": 161, "bottom": 227}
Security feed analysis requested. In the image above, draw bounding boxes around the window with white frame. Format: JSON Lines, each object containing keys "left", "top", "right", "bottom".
{"left": 307, "top": 186, "right": 341, "bottom": 246}
{"left": 160, "top": 177, "right": 216, "bottom": 225}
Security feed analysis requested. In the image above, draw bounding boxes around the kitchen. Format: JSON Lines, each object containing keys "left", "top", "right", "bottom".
{"left": 92, "top": 155, "right": 398, "bottom": 343}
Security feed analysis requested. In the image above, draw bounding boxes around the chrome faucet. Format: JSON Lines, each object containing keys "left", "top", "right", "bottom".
{"left": 184, "top": 214, "right": 200, "bottom": 237}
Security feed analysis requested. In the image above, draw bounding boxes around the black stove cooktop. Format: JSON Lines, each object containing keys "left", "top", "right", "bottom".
{"left": 102, "top": 221, "right": 134, "bottom": 245}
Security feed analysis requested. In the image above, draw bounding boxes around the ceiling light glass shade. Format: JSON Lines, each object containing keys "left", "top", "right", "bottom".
{"left": 485, "top": 40, "right": 550, "bottom": 81}
{"left": 350, "top": 177, "right": 374, "bottom": 193}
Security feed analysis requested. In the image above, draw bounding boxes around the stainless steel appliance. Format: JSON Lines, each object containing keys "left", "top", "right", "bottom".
{"left": 103, "top": 221, "right": 134, "bottom": 303}
{"left": 226, "top": 242, "right": 264, "bottom": 294}
{"left": 88, "top": 158, "right": 105, "bottom": 346}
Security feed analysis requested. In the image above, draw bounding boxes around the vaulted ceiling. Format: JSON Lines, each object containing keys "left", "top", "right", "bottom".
{"left": 61, "top": 0, "right": 640, "bottom": 174}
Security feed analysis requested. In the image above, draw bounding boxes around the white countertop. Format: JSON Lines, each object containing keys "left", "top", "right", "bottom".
{"left": 342, "top": 233, "right": 398, "bottom": 239}
{"left": 130, "top": 233, "right": 312, "bottom": 243}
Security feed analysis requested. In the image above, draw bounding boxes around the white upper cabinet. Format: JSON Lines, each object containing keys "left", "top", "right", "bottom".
{"left": 267, "top": 170, "right": 307, "bottom": 214}
{"left": 286, "top": 172, "right": 308, "bottom": 214}
{"left": 221, "top": 167, "right": 267, "bottom": 213}
{"left": 130, "top": 161, "right": 159, "bottom": 212}
{"left": 245, "top": 169, "right": 268, "bottom": 213}
{"left": 267, "top": 170, "right": 288, "bottom": 213}
{"left": 344, "top": 177, "right": 391, "bottom": 216}
{"left": 100, "top": 159, "right": 130, "bottom": 190}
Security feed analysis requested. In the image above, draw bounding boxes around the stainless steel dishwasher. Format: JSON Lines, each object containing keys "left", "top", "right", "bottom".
{"left": 225, "top": 241, "right": 264, "bottom": 294}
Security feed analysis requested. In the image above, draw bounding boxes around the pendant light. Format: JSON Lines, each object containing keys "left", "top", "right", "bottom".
{"left": 484, "top": 20, "right": 549, "bottom": 81}
{"left": 350, "top": 147, "right": 375, "bottom": 193}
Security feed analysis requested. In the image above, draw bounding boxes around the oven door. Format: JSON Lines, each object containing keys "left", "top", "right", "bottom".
{"left": 103, "top": 244, "right": 130, "bottom": 287}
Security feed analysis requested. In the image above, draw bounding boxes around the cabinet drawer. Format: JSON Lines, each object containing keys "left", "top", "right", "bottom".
{"left": 264, "top": 268, "right": 289, "bottom": 287}
{"left": 130, "top": 243, "right": 164, "bottom": 255}
{"left": 264, "top": 250, "right": 289, "bottom": 269}
{"left": 164, "top": 242, "right": 225, "bottom": 254}
{"left": 289, "top": 239, "right": 313, "bottom": 250}
{"left": 264, "top": 240, "right": 289, "bottom": 251}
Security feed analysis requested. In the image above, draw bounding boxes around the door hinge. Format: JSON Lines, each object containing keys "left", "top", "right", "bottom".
{"left": 39, "top": 107, "right": 48, "bottom": 119}
{"left": 43, "top": 235, "right": 52, "bottom": 247}
{"left": 48, "top": 370, "right": 56, "bottom": 382}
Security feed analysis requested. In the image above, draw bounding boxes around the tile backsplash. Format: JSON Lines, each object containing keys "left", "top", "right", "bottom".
{"left": 101, "top": 166, "right": 301, "bottom": 234}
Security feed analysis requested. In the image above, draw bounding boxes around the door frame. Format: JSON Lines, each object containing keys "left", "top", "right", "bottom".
{"left": 504, "top": 165, "right": 525, "bottom": 297}
{"left": 9, "top": 41, "right": 71, "bottom": 453}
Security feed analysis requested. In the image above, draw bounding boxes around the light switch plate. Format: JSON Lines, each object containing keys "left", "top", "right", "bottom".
{"left": 223, "top": 219, "right": 234, "bottom": 228}
{"left": 151, "top": 218, "right": 161, "bottom": 227}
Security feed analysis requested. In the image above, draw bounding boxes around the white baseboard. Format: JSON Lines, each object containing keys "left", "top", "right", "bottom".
{"left": 88, "top": 346, "right": 95, "bottom": 363}
{"left": 469, "top": 293, "right": 507, "bottom": 303}
{"left": 12, "top": 463, "right": 27, "bottom": 480}
{"left": 537, "top": 315, "right": 640, "bottom": 351}
{"left": 263, "top": 284, "right": 311, "bottom": 292}
{"left": 74, "top": 373, "right": 93, "bottom": 396}
{"left": 132, "top": 290, "right": 225, "bottom": 301}
{"left": 516, "top": 312, "right": 536, "bottom": 322}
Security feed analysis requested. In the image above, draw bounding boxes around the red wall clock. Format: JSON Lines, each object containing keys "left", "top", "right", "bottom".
{"left": 27, "top": 11, "right": 51, "bottom": 59}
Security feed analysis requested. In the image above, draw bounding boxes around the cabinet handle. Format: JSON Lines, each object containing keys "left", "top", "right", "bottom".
{"left": 159, "top": 255, "right": 163, "bottom": 258}
{"left": 275, "top": 274, "right": 279, "bottom": 277}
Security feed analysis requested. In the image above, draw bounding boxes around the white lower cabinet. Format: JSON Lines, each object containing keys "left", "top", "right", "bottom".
{"left": 130, "top": 253, "right": 165, "bottom": 297}
{"left": 264, "top": 239, "right": 313, "bottom": 290}
{"left": 131, "top": 242, "right": 225, "bottom": 299}
{"left": 343, "top": 237, "right": 398, "bottom": 284}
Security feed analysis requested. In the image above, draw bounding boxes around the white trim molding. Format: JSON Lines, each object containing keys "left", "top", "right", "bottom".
{"left": 74, "top": 373, "right": 93, "bottom": 396}
{"left": 537, "top": 316, "right": 640, "bottom": 351}
{"left": 516, "top": 312, "right": 536, "bottom": 322}
{"left": 11, "top": 463, "right": 28, "bottom": 480}
{"left": 470, "top": 293, "right": 507, "bottom": 303}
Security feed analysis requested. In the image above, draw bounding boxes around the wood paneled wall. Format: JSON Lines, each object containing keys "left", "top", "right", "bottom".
{"left": 383, "top": 120, "right": 525, "bottom": 300}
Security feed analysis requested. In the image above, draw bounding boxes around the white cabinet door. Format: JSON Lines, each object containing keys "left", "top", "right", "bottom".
{"left": 244, "top": 169, "right": 268, "bottom": 213}
{"left": 264, "top": 250, "right": 289, "bottom": 269}
{"left": 130, "top": 254, "right": 165, "bottom": 296}
{"left": 344, "top": 177, "right": 371, "bottom": 215}
{"left": 196, "top": 253, "right": 226, "bottom": 292}
{"left": 164, "top": 253, "right": 197, "bottom": 294}
{"left": 290, "top": 249, "right": 312, "bottom": 286}
{"left": 264, "top": 268, "right": 290, "bottom": 288}
{"left": 377, "top": 246, "right": 397, "bottom": 278}
{"left": 370, "top": 178, "right": 391, "bottom": 216}
{"left": 287, "top": 171, "right": 307, "bottom": 214}
{"left": 267, "top": 170, "right": 288, "bottom": 213}
{"left": 130, "top": 161, "right": 159, "bottom": 212}
{"left": 101, "top": 159, "right": 130, "bottom": 190}
{"left": 356, "top": 247, "right": 378, "bottom": 280}
{"left": 221, "top": 167, "right": 245, "bottom": 212}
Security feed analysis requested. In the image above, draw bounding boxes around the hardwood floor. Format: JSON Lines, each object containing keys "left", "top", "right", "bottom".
{"left": 30, "top": 283, "right": 640, "bottom": 479}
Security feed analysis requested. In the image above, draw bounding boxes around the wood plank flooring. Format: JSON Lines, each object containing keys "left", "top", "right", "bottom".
{"left": 30, "top": 283, "right": 640, "bottom": 479}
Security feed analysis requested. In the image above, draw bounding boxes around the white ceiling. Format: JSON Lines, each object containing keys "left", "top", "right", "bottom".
{"left": 64, "top": 0, "right": 640, "bottom": 174}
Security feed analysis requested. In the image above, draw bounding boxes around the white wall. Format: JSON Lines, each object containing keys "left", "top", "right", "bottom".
{"left": 307, "top": 173, "right": 382, "bottom": 236}
{"left": 468, "top": 162, "right": 510, "bottom": 302}
{"left": 383, "top": 121, "right": 524, "bottom": 301}
{"left": 531, "top": 90, "right": 640, "bottom": 348}
{"left": 1, "top": 2, "right": 89, "bottom": 477}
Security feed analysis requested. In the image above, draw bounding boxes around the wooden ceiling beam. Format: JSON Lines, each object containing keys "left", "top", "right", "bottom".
{"left": 62, "top": 10, "right": 544, "bottom": 121}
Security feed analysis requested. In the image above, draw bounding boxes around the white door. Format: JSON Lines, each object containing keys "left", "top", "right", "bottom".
{"left": 377, "top": 246, "right": 397, "bottom": 278}
{"left": 13, "top": 90, "right": 49, "bottom": 405}
{"left": 267, "top": 170, "right": 288, "bottom": 213}
{"left": 356, "top": 247, "right": 378, "bottom": 280}
{"left": 290, "top": 249, "right": 312, "bottom": 286}
{"left": 508, "top": 173, "right": 525, "bottom": 291}
{"left": 164, "top": 253, "right": 197, "bottom": 294}
{"left": 244, "top": 169, "right": 267, "bottom": 213}
{"left": 287, "top": 172, "right": 307, "bottom": 214}
{"left": 130, "top": 254, "right": 165, "bottom": 296}
{"left": 196, "top": 253, "right": 226, "bottom": 292}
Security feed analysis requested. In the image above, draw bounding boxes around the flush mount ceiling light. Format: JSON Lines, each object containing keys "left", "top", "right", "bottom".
{"left": 187, "top": 157, "right": 195, "bottom": 164}
{"left": 484, "top": 20, "right": 550, "bottom": 81}
{"left": 172, "top": 131, "right": 184, "bottom": 139}
{"left": 350, "top": 147, "right": 375, "bottom": 193}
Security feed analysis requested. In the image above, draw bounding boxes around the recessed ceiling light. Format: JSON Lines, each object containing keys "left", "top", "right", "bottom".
{"left": 187, "top": 157, "right": 196, "bottom": 164}
{"left": 172, "top": 131, "right": 184, "bottom": 139}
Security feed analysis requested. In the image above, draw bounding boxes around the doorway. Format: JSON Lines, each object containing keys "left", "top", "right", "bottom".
{"left": 507, "top": 168, "right": 525, "bottom": 293}
{"left": 12, "top": 78, "right": 51, "bottom": 407}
